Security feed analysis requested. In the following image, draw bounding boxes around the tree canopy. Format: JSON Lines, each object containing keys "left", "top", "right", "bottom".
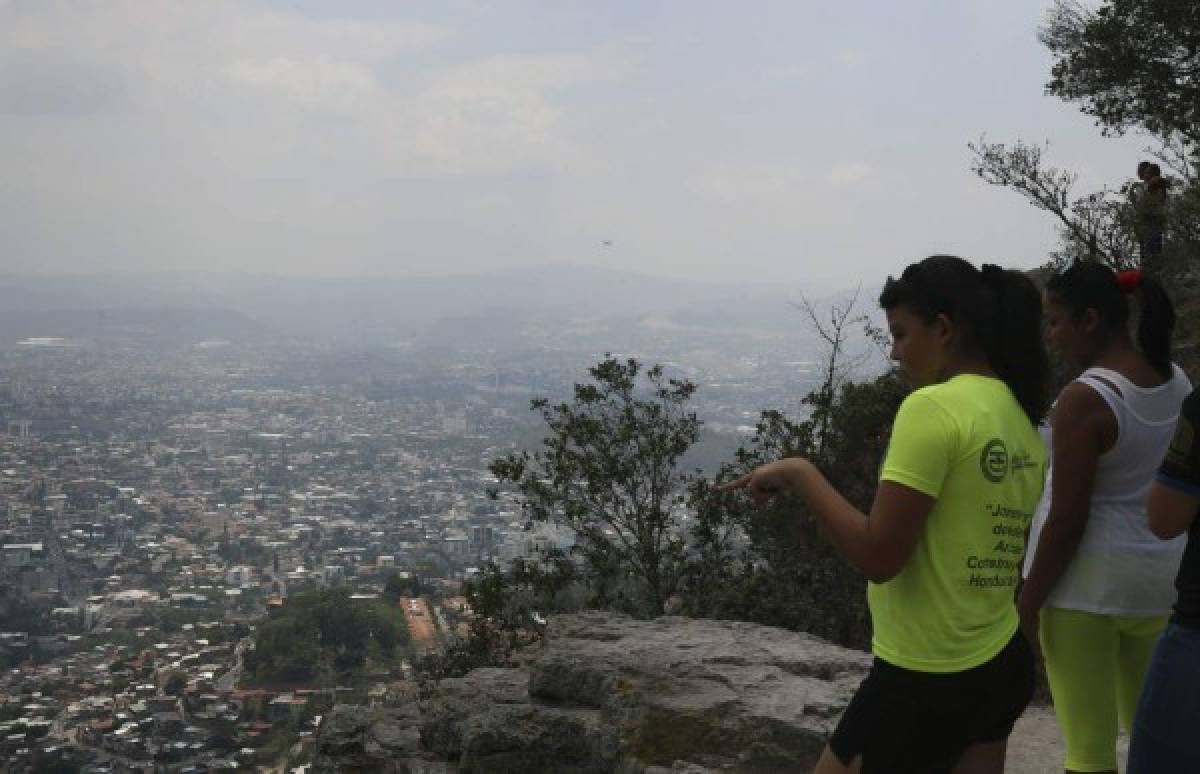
{"left": 245, "top": 589, "right": 407, "bottom": 684}
{"left": 972, "top": 1, "right": 1199, "bottom": 275}
{"left": 1043, "top": 0, "right": 1200, "bottom": 148}
{"left": 490, "top": 356, "right": 701, "bottom": 617}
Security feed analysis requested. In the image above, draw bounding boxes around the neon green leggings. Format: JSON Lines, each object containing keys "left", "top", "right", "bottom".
{"left": 1041, "top": 607, "right": 1168, "bottom": 772}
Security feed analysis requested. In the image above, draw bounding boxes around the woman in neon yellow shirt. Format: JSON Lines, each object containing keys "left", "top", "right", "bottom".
{"left": 723, "top": 255, "right": 1049, "bottom": 774}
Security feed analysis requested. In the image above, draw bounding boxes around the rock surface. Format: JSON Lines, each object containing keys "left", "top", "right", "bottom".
{"left": 314, "top": 612, "right": 872, "bottom": 773}
{"left": 313, "top": 612, "right": 1107, "bottom": 772}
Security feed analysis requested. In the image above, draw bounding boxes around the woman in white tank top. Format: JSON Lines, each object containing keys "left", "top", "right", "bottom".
{"left": 1019, "top": 262, "right": 1189, "bottom": 774}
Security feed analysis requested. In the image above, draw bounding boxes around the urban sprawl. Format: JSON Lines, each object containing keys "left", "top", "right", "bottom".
{"left": 0, "top": 332, "right": 816, "bottom": 773}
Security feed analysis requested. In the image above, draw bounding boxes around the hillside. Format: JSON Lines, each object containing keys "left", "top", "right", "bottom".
{"left": 0, "top": 267, "right": 828, "bottom": 348}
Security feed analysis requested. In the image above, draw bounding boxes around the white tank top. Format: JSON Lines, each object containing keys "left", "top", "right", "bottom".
{"left": 1023, "top": 364, "right": 1192, "bottom": 615}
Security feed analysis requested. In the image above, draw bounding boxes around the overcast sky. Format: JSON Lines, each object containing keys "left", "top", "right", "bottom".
{"left": 0, "top": 0, "right": 1145, "bottom": 289}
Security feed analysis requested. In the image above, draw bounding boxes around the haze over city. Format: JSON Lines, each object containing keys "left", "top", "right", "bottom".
{"left": 3, "top": 1, "right": 1192, "bottom": 772}
{"left": 2, "top": 0, "right": 1146, "bottom": 288}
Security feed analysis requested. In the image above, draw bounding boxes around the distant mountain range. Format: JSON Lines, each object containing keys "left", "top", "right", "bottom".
{"left": 0, "top": 266, "right": 860, "bottom": 349}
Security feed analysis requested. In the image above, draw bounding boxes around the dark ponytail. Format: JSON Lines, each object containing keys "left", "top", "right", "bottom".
{"left": 1046, "top": 261, "right": 1175, "bottom": 378}
{"left": 1135, "top": 275, "right": 1175, "bottom": 376}
{"left": 879, "top": 255, "right": 1049, "bottom": 425}
{"left": 986, "top": 266, "right": 1051, "bottom": 427}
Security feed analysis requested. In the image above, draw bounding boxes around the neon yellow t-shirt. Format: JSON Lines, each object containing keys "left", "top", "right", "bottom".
{"left": 869, "top": 374, "right": 1046, "bottom": 673}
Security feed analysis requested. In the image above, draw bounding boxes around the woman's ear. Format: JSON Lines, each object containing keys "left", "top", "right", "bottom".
{"left": 934, "top": 313, "right": 954, "bottom": 347}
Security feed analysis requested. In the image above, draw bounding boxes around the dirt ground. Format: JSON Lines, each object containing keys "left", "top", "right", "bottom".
{"left": 399, "top": 596, "right": 439, "bottom": 654}
{"left": 1006, "top": 705, "right": 1130, "bottom": 773}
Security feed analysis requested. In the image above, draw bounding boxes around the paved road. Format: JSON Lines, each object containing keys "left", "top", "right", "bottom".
{"left": 216, "top": 637, "right": 250, "bottom": 691}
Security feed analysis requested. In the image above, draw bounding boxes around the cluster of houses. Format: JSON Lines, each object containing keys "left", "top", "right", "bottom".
{"left": 0, "top": 345, "right": 607, "bottom": 770}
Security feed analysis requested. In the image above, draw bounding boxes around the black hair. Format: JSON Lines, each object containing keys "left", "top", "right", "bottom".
{"left": 1148, "top": 162, "right": 1162, "bottom": 177}
{"left": 1045, "top": 260, "right": 1175, "bottom": 377}
{"left": 1138, "top": 161, "right": 1152, "bottom": 176}
{"left": 879, "top": 255, "right": 1049, "bottom": 425}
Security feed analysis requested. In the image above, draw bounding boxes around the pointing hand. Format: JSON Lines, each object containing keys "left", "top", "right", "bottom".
{"left": 717, "top": 459, "right": 806, "bottom": 505}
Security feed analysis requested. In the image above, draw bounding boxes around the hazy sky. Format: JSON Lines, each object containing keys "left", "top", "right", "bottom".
{"left": 0, "top": 0, "right": 1146, "bottom": 289}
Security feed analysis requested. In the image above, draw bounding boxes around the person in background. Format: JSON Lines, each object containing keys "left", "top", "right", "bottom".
{"left": 723, "top": 255, "right": 1049, "bottom": 774}
{"left": 1019, "top": 262, "right": 1189, "bottom": 774}
{"left": 1126, "top": 382, "right": 1200, "bottom": 771}
{"left": 1133, "top": 161, "right": 1169, "bottom": 275}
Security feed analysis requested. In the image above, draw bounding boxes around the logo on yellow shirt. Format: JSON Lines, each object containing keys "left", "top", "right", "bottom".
{"left": 980, "top": 439, "right": 1008, "bottom": 483}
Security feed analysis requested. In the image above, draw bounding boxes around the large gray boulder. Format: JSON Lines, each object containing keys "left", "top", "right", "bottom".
{"left": 314, "top": 612, "right": 871, "bottom": 773}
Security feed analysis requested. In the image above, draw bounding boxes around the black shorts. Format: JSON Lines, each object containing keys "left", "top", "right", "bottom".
{"left": 829, "top": 630, "right": 1035, "bottom": 774}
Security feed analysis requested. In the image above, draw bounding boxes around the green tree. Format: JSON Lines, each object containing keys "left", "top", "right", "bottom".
{"left": 1041, "top": 1, "right": 1200, "bottom": 147}
{"left": 247, "top": 616, "right": 319, "bottom": 682}
{"left": 367, "top": 601, "right": 402, "bottom": 655}
{"left": 163, "top": 670, "right": 188, "bottom": 697}
{"left": 490, "top": 356, "right": 701, "bottom": 617}
{"left": 969, "top": 138, "right": 1140, "bottom": 268}
{"left": 683, "top": 372, "right": 904, "bottom": 649}
{"left": 669, "top": 290, "right": 903, "bottom": 649}
{"left": 245, "top": 589, "right": 407, "bottom": 683}
{"left": 971, "top": 0, "right": 1200, "bottom": 368}
{"left": 382, "top": 572, "right": 422, "bottom": 601}
{"left": 971, "top": 1, "right": 1200, "bottom": 274}
{"left": 794, "top": 287, "right": 886, "bottom": 457}
{"left": 420, "top": 554, "right": 581, "bottom": 680}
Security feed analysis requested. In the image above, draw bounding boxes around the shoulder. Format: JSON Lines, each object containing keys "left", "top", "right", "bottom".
{"left": 909, "top": 376, "right": 980, "bottom": 403}
{"left": 889, "top": 389, "right": 957, "bottom": 446}
{"left": 1057, "top": 380, "right": 1110, "bottom": 411}
{"left": 906, "top": 382, "right": 944, "bottom": 402}
{"left": 909, "top": 377, "right": 1031, "bottom": 424}
{"left": 1052, "top": 381, "right": 1112, "bottom": 430}
{"left": 914, "top": 375, "right": 1017, "bottom": 412}
{"left": 899, "top": 384, "right": 954, "bottom": 420}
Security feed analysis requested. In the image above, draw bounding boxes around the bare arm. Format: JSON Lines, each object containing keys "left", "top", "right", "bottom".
{"left": 1018, "top": 382, "right": 1112, "bottom": 617}
{"left": 721, "top": 458, "right": 932, "bottom": 583}
{"left": 1147, "top": 481, "right": 1200, "bottom": 539}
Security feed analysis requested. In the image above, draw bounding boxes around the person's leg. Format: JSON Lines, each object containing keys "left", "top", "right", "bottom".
{"left": 952, "top": 631, "right": 1035, "bottom": 774}
{"left": 814, "top": 745, "right": 862, "bottom": 774}
{"left": 1128, "top": 624, "right": 1200, "bottom": 774}
{"left": 950, "top": 740, "right": 1006, "bottom": 774}
{"left": 1040, "top": 607, "right": 1120, "bottom": 773}
{"left": 1140, "top": 232, "right": 1165, "bottom": 276}
{"left": 1113, "top": 615, "right": 1168, "bottom": 735}
{"left": 825, "top": 663, "right": 890, "bottom": 774}
{"left": 827, "top": 656, "right": 970, "bottom": 774}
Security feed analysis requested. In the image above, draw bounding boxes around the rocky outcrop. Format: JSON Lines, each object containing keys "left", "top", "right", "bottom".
{"left": 314, "top": 612, "right": 871, "bottom": 773}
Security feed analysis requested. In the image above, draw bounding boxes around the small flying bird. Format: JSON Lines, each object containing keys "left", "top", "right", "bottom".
{"left": 601, "top": 240, "right": 614, "bottom": 247}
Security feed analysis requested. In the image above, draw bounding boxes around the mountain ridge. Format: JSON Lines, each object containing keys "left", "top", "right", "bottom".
{"left": 0, "top": 266, "right": 856, "bottom": 346}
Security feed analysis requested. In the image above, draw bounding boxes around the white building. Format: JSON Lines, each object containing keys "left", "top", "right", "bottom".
{"left": 2, "top": 543, "right": 44, "bottom": 568}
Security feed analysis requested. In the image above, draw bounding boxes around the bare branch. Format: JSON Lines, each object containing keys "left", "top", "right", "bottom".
{"left": 969, "top": 137, "right": 1137, "bottom": 267}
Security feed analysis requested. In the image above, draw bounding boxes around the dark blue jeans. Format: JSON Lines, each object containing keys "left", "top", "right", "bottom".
{"left": 1128, "top": 622, "right": 1200, "bottom": 773}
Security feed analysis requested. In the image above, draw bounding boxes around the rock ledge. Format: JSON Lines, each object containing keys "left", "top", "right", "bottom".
{"left": 314, "top": 612, "right": 872, "bottom": 773}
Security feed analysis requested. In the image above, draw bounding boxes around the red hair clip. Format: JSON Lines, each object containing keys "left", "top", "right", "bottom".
{"left": 1116, "top": 270, "right": 1142, "bottom": 294}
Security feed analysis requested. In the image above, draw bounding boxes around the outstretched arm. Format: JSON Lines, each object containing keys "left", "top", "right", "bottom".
{"left": 721, "top": 458, "right": 932, "bottom": 583}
